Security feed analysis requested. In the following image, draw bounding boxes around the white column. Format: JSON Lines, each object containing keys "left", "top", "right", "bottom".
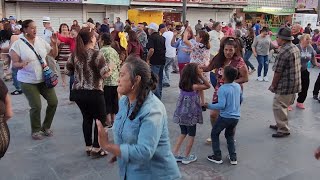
{"left": 0, "top": 0, "right": 3, "bottom": 18}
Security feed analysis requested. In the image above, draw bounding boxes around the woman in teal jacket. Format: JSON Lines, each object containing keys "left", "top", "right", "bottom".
{"left": 97, "top": 56, "right": 181, "bottom": 180}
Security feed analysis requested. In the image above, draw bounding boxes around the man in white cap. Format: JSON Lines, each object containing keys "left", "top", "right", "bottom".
{"left": 146, "top": 22, "right": 166, "bottom": 100}
{"left": 43, "top": 16, "right": 54, "bottom": 44}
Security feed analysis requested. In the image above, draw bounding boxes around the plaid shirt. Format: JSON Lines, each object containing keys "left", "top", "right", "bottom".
{"left": 273, "top": 42, "right": 301, "bottom": 95}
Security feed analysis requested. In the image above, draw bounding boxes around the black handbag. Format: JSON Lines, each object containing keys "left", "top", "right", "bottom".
{"left": 0, "top": 115, "right": 10, "bottom": 159}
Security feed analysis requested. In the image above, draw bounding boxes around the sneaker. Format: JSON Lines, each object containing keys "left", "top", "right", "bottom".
{"left": 249, "top": 69, "right": 256, "bottom": 75}
{"left": 182, "top": 154, "right": 197, "bottom": 164}
{"left": 10, "top": 90, "right": 23, "bottom": 95}
{"left": 288, "top": 106, "right": 293, "bottom": 111}
{"left": 313, "top": 95, "right": 319, "bottom": 100}
{"left": 228, "top": 155, "right": 238, "bottom": 165}
{"left": 31, "top": 131, "right": 44, "bottom": 140}
{"left": 206, "top": 138, "right": 212, "bottom": 144}
{"left": 207, "top": 155, "right": 223, "bottom": 164}
{"left": 174, "top": 155, "right": 184, "bottom": 162}
{"left": 296, "top": 103, "right": 305, "bottom": 109}
{"left": 263, "top": 76, "right": 269, "bottom": 82}
{"left": 257, "top": 76, "right": 263, "bottom": 82}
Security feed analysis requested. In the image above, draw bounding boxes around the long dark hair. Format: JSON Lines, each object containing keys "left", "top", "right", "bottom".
{"left": 198, "top": 30, "right": 210, "bottom": 49}
{"left": 75, "top": 27, "right": 95, "bottom": 61}
{"left": 59, "top": 23, "right": 69, "bottom": 34}
{"left": 124, "top": 56, "right": 158, "bottom": 120}
{"left": 0, "top": 23, "right": 13, "bottom": 43}
{"left": 212, "top": 37, "right": 242, "bottom": 68}
{"left": 247, "top": 28, "right": 255, "bottom": 38}
{"left": 179, "top": 63, "right": 201, "bottom": 92}
{"left": 100, "top": 33, "right": 112, "bottom": 46}
{"left": 128, "top": 30, "right": 138, "bottom": 42}
{"left": 110, "top": 30, "right": 122, "bottom": 54}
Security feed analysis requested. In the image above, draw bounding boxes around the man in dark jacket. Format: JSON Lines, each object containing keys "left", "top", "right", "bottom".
{"left": 146, "top": 23, "right": 166, "bottom": 100}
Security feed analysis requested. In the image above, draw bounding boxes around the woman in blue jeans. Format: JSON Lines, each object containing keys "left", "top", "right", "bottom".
{"left": 252, "top": 27, "right": 276, "bottom": 82}
{"left": 242, "top": 28, "right": 256, "bottom": 74}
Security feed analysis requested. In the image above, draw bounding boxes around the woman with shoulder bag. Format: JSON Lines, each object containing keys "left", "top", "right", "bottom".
{"left": 0, "top": 79, "right": 13, "bottom": 159}
{"left": 9, "top": 19, "right": 59, "bottom": 140}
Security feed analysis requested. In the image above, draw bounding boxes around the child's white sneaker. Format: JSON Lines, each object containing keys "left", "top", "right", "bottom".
{"left": 257, "top": 76, "right": 263, "bottom": 82}
{"left": 181, "top": 154, "right": 197, "bottom": 164}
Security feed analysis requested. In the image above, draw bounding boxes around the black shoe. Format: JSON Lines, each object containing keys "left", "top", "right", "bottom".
{"left": 269, "top": 125, "right": 278, "bottom": 130}
{"left": 11, "top": 90, "right": 23, "bottom": 95}
{"left": 313, "top": 95, "right": 319, "bottom": 100}
{"left": 202, "top": 106, "right": 207, "bottom": 111}
{"left": 272, "top": 132, "right": 290, "bottom": 138}
{"left": 228, "top": 155, "right": 237, "bottom": 165}
{"left": 163, "top": 83, "right": 170, "bottom": 87}
{"left": 207, "top": 155, "right": 223, "bottom": 164}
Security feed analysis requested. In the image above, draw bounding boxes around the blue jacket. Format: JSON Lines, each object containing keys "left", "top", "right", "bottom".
{"left": 113, "top": 92, "right": 181, "bottom": 180}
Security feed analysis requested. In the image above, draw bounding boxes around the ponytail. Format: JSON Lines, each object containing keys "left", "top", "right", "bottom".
{"left": 198, "top": 30, "right": 210, "bottom": 49}
{"left": 124, "top": 56, "right": 158, "bottom": 120}
{"left": 75, "top": 27, "right": 95, "bottom": 62}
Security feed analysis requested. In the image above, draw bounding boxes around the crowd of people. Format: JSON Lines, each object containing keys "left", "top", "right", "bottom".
{"left": 1, "top": 14, "right": 320, "bottom": 179}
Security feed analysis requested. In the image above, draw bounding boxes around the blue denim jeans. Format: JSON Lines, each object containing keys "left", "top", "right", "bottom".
{"left": 163, "top": 57, "right": 175, "bottom": 85}
{"left": 211, "top": 116, "right": 239, "bottom": 159}
{"left": 151, "top": 65, "right": 164, "bottom": 100}
{"left": 11, "top": 67, "right": 21, "bottom": 90}
{"left": 256, "top": 55, "right": 269, "bottom": 77}
{"left": 243, "top": 50, "right": 255, "bottom": 70}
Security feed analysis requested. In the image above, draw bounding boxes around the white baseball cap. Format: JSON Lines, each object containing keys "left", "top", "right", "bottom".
{"left": 147, "top": 23, "right": 159, "bottom": 32}
{"left": 43, "top": 16, "right": 51, "bottom": 23}
{"left": 14, "top": 25, "right": 22, "bottom": 30}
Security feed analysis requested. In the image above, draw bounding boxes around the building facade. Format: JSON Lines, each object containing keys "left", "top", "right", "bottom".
{"left": 243, "top": 0, "right": 295, "bottom": 29}
{"left": 130, "top": 0, "right": 248, "bottom": 29}
{"left": 3, "top": 0, "right": 129, "bottom": 35}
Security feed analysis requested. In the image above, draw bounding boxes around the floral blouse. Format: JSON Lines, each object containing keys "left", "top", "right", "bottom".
{"left": 190, "top": 41, "right": 210, "bottom": 66}
{"left": 212, "top": 56, "right": 246, "bottom": 103}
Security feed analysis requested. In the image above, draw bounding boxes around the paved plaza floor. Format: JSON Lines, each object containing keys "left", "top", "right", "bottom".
{"left": 1, "top": 60, "right": 320, "bottom": 180}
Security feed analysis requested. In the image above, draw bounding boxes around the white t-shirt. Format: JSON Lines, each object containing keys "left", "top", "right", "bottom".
{"left": 10, "top": 34, "right": 51, "bottom": 84}
{"left": 43, "top": 28, "right": 53, "bottom": 44}
{"left": 162, "top": 31, "right": 176, "bottom": 58}
{"left": 208, "top": 30, "right": 224, "bottom": 56}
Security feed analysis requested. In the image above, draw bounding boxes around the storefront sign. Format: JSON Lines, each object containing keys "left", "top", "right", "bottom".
{"left": 5, "top": 0, "right": 81, "bottom": 3}
{"left": 132, "top": 0, "right": 247, "bottom": 3}
{"left": 219, "top": 0, "right": 247, "bottom": 3}
{"left": 243, "top": 6, "right": 295, "bottom": 14}
{"left": 296, "top": 0, "right": 318, "bottom": 9}
{"left": 82, "top": 0, "right": 130, "bottom": 5}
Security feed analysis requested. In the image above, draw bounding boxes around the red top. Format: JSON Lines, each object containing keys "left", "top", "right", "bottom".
{"left": 57, "top": 33, "right": 76, "bottom": 52}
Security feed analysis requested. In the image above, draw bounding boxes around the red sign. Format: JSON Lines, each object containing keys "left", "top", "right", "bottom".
{"left": 132, "top": 0, "right": 247, "bottom": 3}
{"left": 220, "top": 0, "right": 247, "bottom": 3}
